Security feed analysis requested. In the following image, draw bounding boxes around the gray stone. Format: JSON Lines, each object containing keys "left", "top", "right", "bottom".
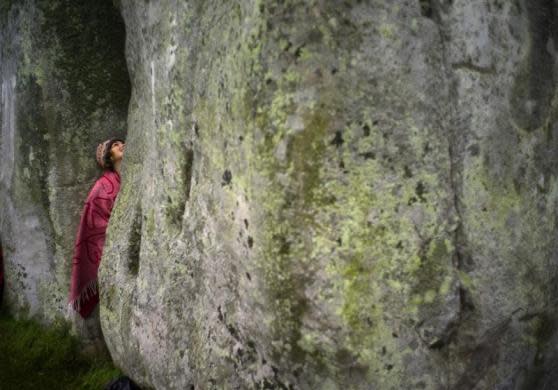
{"left": 1, "top": 0, "right": 557, "bottom": 389}
{"left": 0, "top": 0, "right": 129, "bottom": 327}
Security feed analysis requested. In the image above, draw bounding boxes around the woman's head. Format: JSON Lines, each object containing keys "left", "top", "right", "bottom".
{"left": 96, "top": 138, "right": 125, "bottom": 170}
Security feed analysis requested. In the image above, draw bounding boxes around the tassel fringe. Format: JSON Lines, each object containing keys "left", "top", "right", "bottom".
{"left": 68, "top": 279, "right": 98, "bottom": 313}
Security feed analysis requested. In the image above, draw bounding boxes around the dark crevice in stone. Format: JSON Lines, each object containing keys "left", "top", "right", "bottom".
{"left": 458, "top": 287, "right": 475, "bottom": 313}
{"left": 428, "top": 4, "right": 471, "bottom": 349}
{"left": 467, "top": 144, "right": 480, "bottom": 156}
{"left": 127, "top": 204, "right": 142, "bottom": 276}
{"left": 183, "top": 149, "right": 194, "bottom": 201}
{"left": 217, "top": 305, "right": 240, "bottom": 342}
{"left": 429, "top": 339, "right": 446, "bottom": 350}
{"left": 330, "top": 130, "right": 344, "bottom": 147}
{"left": 451, "top": 61, "right": 495, "bottom": 74}
{"left": 222, "top": 169, "right": 232, "bottom": 186}
{"left": 453, "top": 320, "right": 511, "bottom": 389}
{"left": 510, "top": 0, "right": 558, "bottom": 131}
{"left": 419, "top": 0, "right": 456, "bottom": 21}
{"left": 166, "top": 148, "right": 194, "bottom": 228}
{"left": 404, "top": 165, "right": 413, "bottom": 178}
{"left": 419, "top": 0, "right": 434, "bottom": 18}
{"left": 415, "top": 181, "right": 427, "bottom": 202}
{"left": 448, "top": 139, "right": 472, "bottom": 342}
{"left": 516, "top": 310, "right": 558, "bottom": 388}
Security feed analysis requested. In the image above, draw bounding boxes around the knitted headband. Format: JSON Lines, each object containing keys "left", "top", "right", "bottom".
{"left": 96, "top": 139, "right": 112, "bottom": 169}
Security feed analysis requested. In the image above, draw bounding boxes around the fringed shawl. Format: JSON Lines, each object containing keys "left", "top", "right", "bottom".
{"left": 68, "top": 170, "right": 120, "bottom": 318}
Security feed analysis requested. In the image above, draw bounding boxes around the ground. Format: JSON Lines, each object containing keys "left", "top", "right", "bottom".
{"left": 0, "top": 309, "right": 121, "bottom": 390}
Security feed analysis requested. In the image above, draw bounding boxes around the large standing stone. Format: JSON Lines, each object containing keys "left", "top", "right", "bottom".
{"left": 99, "top": 0, "right": 558, "bottom": 388}
{"left": 0, "top": 0, "right": 129, "bottom": 322}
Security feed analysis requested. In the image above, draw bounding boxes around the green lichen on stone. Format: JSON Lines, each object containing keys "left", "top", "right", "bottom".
{"left": 410, "top": 239, "right": 452, "bottom": 301}
{"left": 237, "top": 2, "right": 457, "bottom": 386}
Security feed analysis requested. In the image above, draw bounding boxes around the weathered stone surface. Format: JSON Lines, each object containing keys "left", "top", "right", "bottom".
{"left": 1, "top": 0, "right": 558, "bottom": 389}
{"left": 98, "top": 0, "right": 558, "bottom": 388}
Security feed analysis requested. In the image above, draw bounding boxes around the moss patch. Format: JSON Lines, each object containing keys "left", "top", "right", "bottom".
{"left": 0, "top": 310, "right": 122, "bottom": 390}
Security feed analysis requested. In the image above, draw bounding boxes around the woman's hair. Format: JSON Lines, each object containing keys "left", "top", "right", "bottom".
{"left": 101, "top": 138, "right": 125, "bottom": 171}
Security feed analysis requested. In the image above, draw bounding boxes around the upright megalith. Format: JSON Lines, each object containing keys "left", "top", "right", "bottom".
{"left": 0, "top": 0, "right": 130, "bottom": 322}
{"left": 99, "top": 0, "right": 558, "bottom": 389}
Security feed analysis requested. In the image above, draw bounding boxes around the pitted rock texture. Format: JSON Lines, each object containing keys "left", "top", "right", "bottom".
{"left": 99, "top": 0, "right": 558, "bottom": 389}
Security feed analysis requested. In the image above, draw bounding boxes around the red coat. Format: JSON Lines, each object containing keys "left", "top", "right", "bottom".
{"left": 68, "top": 170, "right": 120, "bottom": 318}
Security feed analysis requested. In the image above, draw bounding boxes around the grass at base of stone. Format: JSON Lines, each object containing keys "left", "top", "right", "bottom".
{"left": 0, "top": 309, "right": 122, "bottom": 390}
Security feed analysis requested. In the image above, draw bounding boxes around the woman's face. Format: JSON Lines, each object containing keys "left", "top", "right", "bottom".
{"left": 110, "top": 141, "right": 125, "bottom": 162}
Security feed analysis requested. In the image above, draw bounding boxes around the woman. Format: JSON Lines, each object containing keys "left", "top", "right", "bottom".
{"left": 68, "top": 138, "right": 125, "bottom": 318}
